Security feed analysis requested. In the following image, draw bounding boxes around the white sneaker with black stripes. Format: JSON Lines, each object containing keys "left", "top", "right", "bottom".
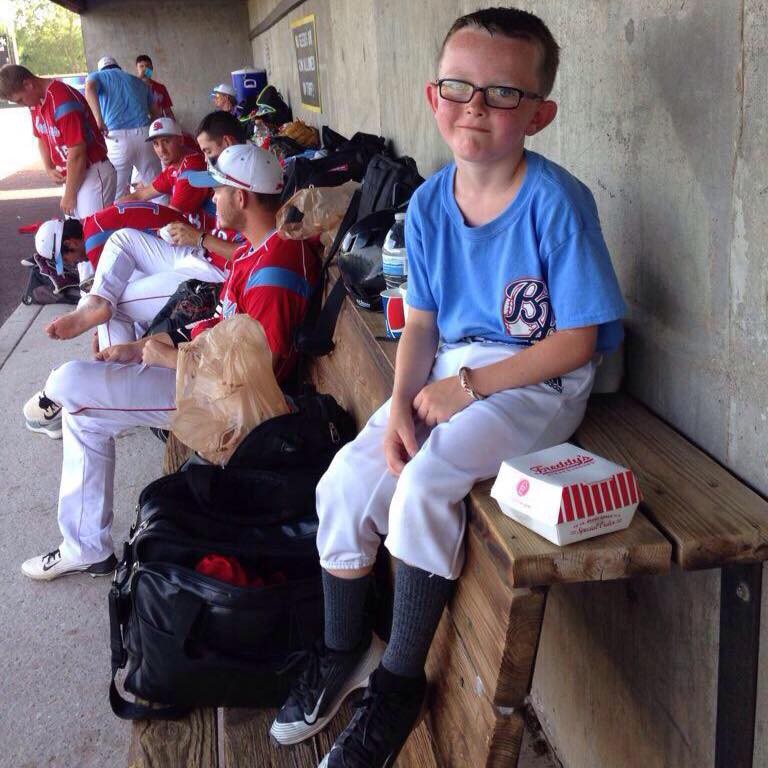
{"left": 21, "top": 547, "right": 117, "bottom": 581}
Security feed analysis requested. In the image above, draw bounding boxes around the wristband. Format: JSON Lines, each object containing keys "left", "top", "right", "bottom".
{"left": 458, "top": 366, "right": 486, "bottom": 401}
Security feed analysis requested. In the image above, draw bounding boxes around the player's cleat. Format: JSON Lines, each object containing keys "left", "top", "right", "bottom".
{"left": 23, "top": 390, "right": 63, "bottom": 439}
{"left": 270, "top": 632, "right": 385, "bottom": 746}
{"left": 317, "top": 666, "right": 427, "bottom": 768}
{"left": 21, "top": 547, "right": 118, "bottom": 581}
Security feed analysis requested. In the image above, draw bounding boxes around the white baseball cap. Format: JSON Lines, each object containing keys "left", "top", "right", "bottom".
{"left": 212, "top": 83, "right": 236, "bottom": 99}
{"left": 187, "top": 143, "right": 284, "bottom": 194}
{"left": 146, "top": 117, "right": 183, "bottom": 141}
{"left": 35, "top": 219, "right": 65, "bottom": 274}
{"left": 97, "top": 56, "right": 118, "bottom": 70}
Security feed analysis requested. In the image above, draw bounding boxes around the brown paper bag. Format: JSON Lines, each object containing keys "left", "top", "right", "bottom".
{"left": 277, "top": 179, "right": 359, "bottom": 254}
{"left": 171, "top": 315, "right": 290, "bottom": 466}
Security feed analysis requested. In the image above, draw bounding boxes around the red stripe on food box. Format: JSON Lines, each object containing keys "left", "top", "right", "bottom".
{"left": 609, "top": 476, "right": 622, "bottom": 508}
{"left": 590, "top": 484, "right": 604, "bottom": 514}
{"left": 624, "top": 471, "right": 637, "bottom": 504}
{"left": 631, "top": 472, "right": 642, "bottom": 503}
{"left": 600, "top": 481, "right": 613, "bottom": 512}
{"left": 558, "top": 501, "right": 565, "bottom": 525}
{"left": 562, "top": 489, "right": 575, "bottom": 521}
{"left": 617, "top": 472, "right": 630, "bottom": 505}
{"left": 571, "top": 485, "right": 585, "bottom": 519}
{"left": 581, "top": 484, "right": 595, "bottom": 516}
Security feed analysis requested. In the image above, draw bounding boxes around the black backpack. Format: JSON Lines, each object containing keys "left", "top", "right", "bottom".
{"left": 21, "top": 262, "right": 80, "bottom": 306}
{"left": 279, "top": 130, "right": 387, "bottom": 204}
{"left": 295, "top": 152, "right": 424, "bottom": 358}
{"left": 108, "top": 389, "right": 355, "bottom": 719}
{"left": 144, "top": 279, "right": 221, "bottom": 338}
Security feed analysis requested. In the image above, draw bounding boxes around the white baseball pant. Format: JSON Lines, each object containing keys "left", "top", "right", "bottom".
{"left": 73, "top": 159, "right": 117, "bottom": 218}
{"left": 90, "top": 228, "right": 227, "bottom": 348}
{"left": 106, "top": 126, "right": 161, "bottom": 198}
{"left": 45, "top": 359, "right": 177, "bottom": 562}
{"left": 316, "top": 341, "right": 596, "bottom": 580}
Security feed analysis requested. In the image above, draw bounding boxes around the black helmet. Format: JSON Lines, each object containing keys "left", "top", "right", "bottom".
{"left": 337, "top": 210, "right": 394, "bottom": 311}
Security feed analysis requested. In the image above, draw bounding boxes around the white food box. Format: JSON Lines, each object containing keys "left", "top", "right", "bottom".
{"left": 490, "top": 442, "right": 642, "bottom": 546}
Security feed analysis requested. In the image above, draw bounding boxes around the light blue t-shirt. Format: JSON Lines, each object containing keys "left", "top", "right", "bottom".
{"left": 405, "top": 151, "right": 626, "bottom": 353}
{"left": 86, "top": 69, "right": 151, "bottom": 130}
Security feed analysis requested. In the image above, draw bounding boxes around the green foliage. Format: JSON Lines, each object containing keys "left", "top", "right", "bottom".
{"left": 14, "top": 0, "right": 85, "bottom": 75}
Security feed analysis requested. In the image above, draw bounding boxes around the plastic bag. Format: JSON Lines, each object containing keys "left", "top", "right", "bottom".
{"left": 277, "top": 179, "right": 359, "bottom": 254}
{"left": 171, "top": 315, "right": 290, "bottom": 466}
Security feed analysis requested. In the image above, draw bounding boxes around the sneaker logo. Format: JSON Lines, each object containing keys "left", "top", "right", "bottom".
{"left": 42, "top": 553, "right": 61, "bottom": 571}
{"left": 304, "top": 688, "right": 326, "bottom": 725}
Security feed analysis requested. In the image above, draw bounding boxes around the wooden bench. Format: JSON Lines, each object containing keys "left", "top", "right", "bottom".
{"left": 128, "top": 284, "right": 768, "bottom": 768}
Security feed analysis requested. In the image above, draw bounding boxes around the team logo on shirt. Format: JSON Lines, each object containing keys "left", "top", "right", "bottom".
{"left": 35, "top": 117, "right": 61, "bottom": 138}
{"left": 502, "top": 278, "right": 555, "bottom": 342}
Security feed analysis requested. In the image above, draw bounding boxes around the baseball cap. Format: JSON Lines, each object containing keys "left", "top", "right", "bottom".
{"left": 186, "top": 144, "right": 283, "bottom": 194}
{"left": 35, "top": 219, "right": 65, "bottom": 275}
{"left": 146, "top": 117, "right": 183, "bottom": 142}
{"left": 97, "top": 56, "right": 118, "bottom": 70}
{"left": 211, "top": 83, "right": 236, "bottom": 99}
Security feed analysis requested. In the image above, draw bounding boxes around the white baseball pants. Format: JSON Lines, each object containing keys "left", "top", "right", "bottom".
{"left": 73, "top": 159, "right": 117, "bottom": 218}
{"left": 45, "top": 359, "right": 177, "bottom": 563}
{"left": 106, "top": 126, "right": 161, "bottom": 198}
{"left": 91, "top": 228, "right": 226, "bottom": 348}
{"left": 316, "top": 341, "right": 596, "bottom": 580}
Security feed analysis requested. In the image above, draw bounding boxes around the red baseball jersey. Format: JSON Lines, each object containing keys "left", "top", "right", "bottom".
{"left": 189, "top": 232, "right": 321, "bottom": 382}
{"left": 152, "top": 151, "right": 210, "bottom": 216}
{"left": 147, "top": 80, "right": 173, "bottom": 112}
{"left": 82, "top": 201, "right": 189, "bottom": 267}
{"left": 30, "top": 79, "right": 108, "bottom": 175}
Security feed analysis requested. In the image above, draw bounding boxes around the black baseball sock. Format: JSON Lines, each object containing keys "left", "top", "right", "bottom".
{"left": 322, "top": 569, "right": 371, "bottom": 652}
{"left": 381, "top": 562, "right": 455, "bottom": 679}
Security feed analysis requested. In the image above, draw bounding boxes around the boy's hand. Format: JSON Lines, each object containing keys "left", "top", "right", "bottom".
{"left": 95, "top": 342, "right": 143, "bottom": 364}
{"left": 165, "top": 221, "right": 201, "bottom": 247}
{"left": 46, "top": 167, "right": 65, "bottom": 185}
{"left": 413, "top": 375, "right": 473, "bottom": 427}
{"left": 142, "top": 337, "right": 178, "bottom": 369}
{"left": 384, "top": 400, "right": 419, "bottom": 476}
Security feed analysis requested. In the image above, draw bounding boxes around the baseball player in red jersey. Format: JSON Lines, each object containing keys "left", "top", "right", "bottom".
{"left": 135, "top": 55, "right": 174, "bottom": 119}
{"left": 21, "top": 144, "right": 320, "bottom": 581}
{"left": 0, "top": 64, "right": 117, "bottom": 217}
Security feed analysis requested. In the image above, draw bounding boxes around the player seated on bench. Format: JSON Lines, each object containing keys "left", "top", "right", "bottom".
{"left": 20, "top": 144, "right": 321, "bottom": 582}
{"left": 22, "top": 112, "right": 248, "bottom": 439}
{"left": 267, "top": 8, "right": 626, "bottom": 768}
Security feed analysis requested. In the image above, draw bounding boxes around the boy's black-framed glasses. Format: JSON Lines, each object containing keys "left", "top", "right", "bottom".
{"left": 434, "top": 78, "right": 542, "bottom": 110}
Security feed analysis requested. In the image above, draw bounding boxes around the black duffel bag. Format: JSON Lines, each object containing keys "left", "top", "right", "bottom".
{"left": 108, "top": 389, "right": 355, "bottom": 719}
{"left": 109, "top": 509, "right": 322, "bottom": 718}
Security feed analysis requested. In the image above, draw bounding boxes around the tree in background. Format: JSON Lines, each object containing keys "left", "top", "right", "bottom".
{"left": 14, "top": 0, "right": 85, "bottom": 74}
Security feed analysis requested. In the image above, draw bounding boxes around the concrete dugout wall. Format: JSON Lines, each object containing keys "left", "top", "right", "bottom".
{"left": 250, "top": 2, "right": 768, "bottom": 767}
{"left": 79, "top": 0, "right": 253, "bottom": 132}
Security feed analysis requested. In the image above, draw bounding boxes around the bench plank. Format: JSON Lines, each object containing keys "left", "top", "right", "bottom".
{"left": 426, "top": 611, "right": 525, "bottom": 767}
{"left": 468, "top": 480, "right": 672, "bottom": 588}
{"left": 577, "top": 394, "right": 768, "bottom": 569}
{"left": 127, "top": 708, "right": 218, "bottom": 768}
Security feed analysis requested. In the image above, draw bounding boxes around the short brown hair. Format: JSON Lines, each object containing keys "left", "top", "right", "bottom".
{"left": 0, "top": 64, "right": 35, "bottom": 100}
{"left": 439, "top": 7, "right": 560, "bottom": 97}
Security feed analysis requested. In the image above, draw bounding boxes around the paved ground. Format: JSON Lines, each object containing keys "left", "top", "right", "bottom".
{"left": 0, "top": 305, "right": 164, "bottom": 768}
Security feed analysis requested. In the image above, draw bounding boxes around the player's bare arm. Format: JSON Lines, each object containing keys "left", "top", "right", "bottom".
{"left": 384, "top": 307, "right": 439, "bottom": 475}
{"left": 414, "top": 326, "right": 599, "bottom": 428}
{"left": 38, "top": 137, "right": 63, "bottom": 184}
{"left": 142, "top": 336, "right": 178, "bottom": 369}
{"left": 84, "top": 78, "right": 107, "bottom": 135}
{"left": 117, "top": 183, "right": 160, "bottom": 203}
{"left": 164, "top": 221, "right": 239, "bottom": 260}
{"left": 61, "top": 142, "right": 87, "bottom": 216}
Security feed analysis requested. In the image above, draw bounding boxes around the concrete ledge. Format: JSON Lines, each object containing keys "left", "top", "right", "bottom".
{"left": 0, "top": 303, "right": 42, "bottom": 371}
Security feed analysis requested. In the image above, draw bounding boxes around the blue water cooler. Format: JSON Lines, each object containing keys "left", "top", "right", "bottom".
{"left": 231, "top": 68, "right": 268, "bottom": 104}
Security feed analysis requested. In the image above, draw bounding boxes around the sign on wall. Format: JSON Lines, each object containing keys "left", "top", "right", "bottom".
{"left": 290, "top": 14, "right": 321, "bottom": 113}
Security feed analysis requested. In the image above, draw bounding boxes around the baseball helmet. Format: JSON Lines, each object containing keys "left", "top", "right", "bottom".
{"left": 35, "top": 219, "right": 65, "bottom": 275}
{"left": 336, "top": 210, "right": 395, "bottom": 311}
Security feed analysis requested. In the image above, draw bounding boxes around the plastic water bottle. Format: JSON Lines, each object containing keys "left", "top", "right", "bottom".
{"left": 382, "top": 212, "right": 407, "bottom": 289}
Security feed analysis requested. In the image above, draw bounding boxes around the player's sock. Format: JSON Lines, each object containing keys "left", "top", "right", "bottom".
{"left": 323, "top": 570, "right": 370, "bottom": 652}
{"left": 382, "top": 562, "right": 455, "bottom": 678}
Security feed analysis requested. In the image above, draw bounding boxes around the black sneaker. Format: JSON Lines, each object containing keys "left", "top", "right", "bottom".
{"left": 270, "top": 632, "right": 385, "bottom": 746}
{"left": 318, "top": 666, "right": 426, "bottom": 767}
